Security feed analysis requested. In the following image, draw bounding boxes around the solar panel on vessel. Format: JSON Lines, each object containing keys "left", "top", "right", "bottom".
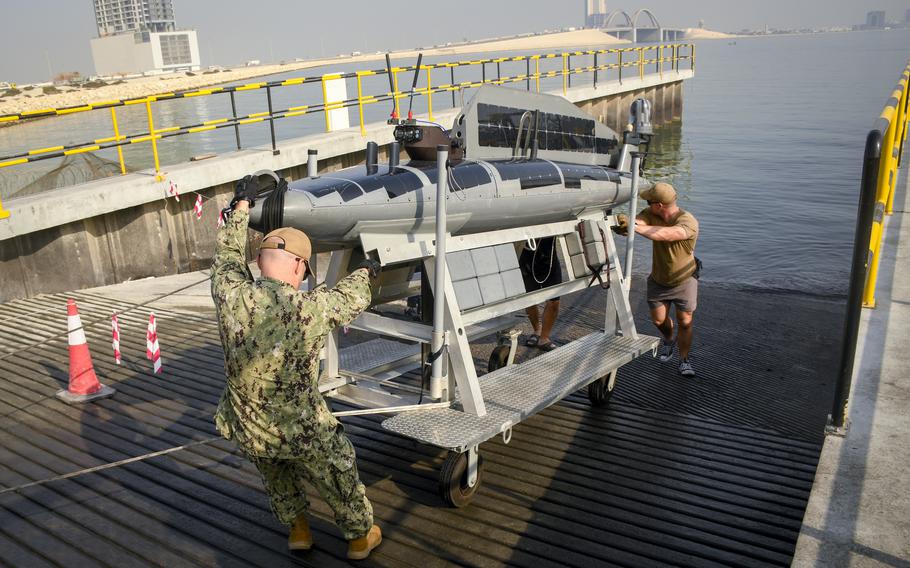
{"left": 338, "top": 183, "right": 363, "bottom": 202}
{"left": 304, "top": 180, "right": 352, "bottom": 199}
{"left": 477, "top": 103, "right": 599, "bottom": 154}
{"left": 490, "top": 159, "right": 562, "bottom": 190}
{"left": 450, "top": 163, "right": 492, "bottom": 191}
{"left": 556, "top": 163, "right": 615, "bottom": 189}
{"left": 301, "top": 171, "right": 425, "bottom": 202}
{"left": 382, "top": 171, "right": 424, "bottom": 199}
{"left": 409, "top": 162, "right": 492, "bottom": 192}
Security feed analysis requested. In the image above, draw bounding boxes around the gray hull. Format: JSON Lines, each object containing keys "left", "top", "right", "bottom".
{"left": 250, "top": 158, "right": 637, "bottom": 249}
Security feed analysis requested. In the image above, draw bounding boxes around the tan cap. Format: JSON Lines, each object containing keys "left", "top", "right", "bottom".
{"left": 640, "top": 182, "right": 677, "bottom": 204}
{"left": 259, "top": 227, "right": 312, "bottom": 260}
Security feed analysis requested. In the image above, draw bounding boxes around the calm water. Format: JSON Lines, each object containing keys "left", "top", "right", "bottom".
{"left": 1, "top": 30, "right": 908, "bottom": 294}
{"left": 644, "top": 30, "right": 910, "bottom": 294}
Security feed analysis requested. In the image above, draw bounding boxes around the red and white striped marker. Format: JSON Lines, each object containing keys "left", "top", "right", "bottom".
{"left": 167, "top": 181, "right": 180, "bottom": 201}
{"left": 193, "top": 194, "right": 203, "bottom": 219}
{"left": 111, "top": 314, "right": 121, "bottom": 365}
{"left": 146, "top": 313, "right": 162, "bottom": 374}
{"left": 217, "top": 209, "right": 226, "bottom": 228}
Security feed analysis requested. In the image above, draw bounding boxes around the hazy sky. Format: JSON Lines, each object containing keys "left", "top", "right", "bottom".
{"left": 1, "top": 0, "right": 907, "bottom": 83}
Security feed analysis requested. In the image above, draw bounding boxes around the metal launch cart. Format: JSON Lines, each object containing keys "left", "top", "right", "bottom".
{"left": 316, "top": 143, "right": 659, "bottom": 507}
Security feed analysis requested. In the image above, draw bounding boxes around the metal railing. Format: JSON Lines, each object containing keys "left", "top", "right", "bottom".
{"left": 862, "top": 61, "right": 910, "bottom": 307}
{"left": 0, "top": 43, "right": 694, "bottom": 217}
{"left": 829, "top": 59, "right": 910, "bottom": 432}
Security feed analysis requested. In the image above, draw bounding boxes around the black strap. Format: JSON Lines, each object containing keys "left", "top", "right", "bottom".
{"left": 578, "top": 224, "right": 612, "bottom": 290}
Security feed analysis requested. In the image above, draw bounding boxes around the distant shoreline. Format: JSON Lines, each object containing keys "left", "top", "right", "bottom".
{"left": 1, "top": 29, "right": 628, "bottom": 119}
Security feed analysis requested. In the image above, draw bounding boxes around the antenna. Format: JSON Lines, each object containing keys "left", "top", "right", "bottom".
{"left": 406, "top": 53, "right": 423, "bottom": 121}
{"left": 385, "top": 53, "right": 398, "bottom": 121}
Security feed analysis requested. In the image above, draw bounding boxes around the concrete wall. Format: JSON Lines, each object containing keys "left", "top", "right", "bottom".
{"left": 0, "top": 71, "right": 691, "bottom": 303}
{"left": 91, "top": 34, "right": 156, "bottom": 76}
{"left": 576, "top": 80, "right": 683, "bottom": 134}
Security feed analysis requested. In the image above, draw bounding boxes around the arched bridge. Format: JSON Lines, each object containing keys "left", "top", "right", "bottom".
{"left": 597, "top": 8, "right": 685, "bottom": 43}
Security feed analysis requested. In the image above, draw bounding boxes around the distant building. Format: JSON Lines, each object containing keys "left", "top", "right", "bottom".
{"left": 93, "top": 0, "right": 176, "bottom": 36}
{"left": 89, "top": 0, "right": 200, "bottom": 76}
{"left": 866, "top": 11, "right": 886, "bottom": 29}
{"left": 584, "top": 0, "right": 609, "bottom": 28}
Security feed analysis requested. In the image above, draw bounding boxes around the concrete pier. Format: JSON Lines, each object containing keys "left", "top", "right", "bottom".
{"left": 0, "top": 70, "right": 692, "bottom": 303}
{"left": 792, "top": 141, "right": 910, "bottom": 566}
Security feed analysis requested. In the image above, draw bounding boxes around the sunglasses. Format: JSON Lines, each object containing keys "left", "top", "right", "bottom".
{"left": 647, "top": 200, "right": 662, "bottom": 206}
{"left": 294, "top": 257, "right": 312, "bottom": 279}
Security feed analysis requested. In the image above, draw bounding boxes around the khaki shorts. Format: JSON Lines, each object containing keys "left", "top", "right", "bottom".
{"left": 647, "top": 276, "right": 697, "bottom": 313}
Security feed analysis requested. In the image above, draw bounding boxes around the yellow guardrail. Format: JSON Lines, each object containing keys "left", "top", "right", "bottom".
{"left": 863, "top": 60, "right": 910, "bottom": 308}
{"left": 0, "top": 43, "right": 695, "bottom": 218}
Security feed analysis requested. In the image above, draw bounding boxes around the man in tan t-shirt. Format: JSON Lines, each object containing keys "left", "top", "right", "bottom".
{"left": 622, "top": 182, "right": 699, "bottom": 377}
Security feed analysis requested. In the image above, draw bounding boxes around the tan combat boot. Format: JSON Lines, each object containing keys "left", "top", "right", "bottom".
{"left": 347, "top": 524, "right": 382, "bottom": 560}
{"left": 287, "top": 515, "right": 313, "bottom": 550}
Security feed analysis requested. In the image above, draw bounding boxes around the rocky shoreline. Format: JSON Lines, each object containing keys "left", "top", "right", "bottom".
{"left": 1, "top": 29, "right": 629, "bottom": 118}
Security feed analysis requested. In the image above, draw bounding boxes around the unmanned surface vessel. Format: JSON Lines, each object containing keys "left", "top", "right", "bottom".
{"left": 246, "top": 85, "right": 659, "bottom": 507}
{"left": 250, "top": 86, "right": 643, "bottom": 247}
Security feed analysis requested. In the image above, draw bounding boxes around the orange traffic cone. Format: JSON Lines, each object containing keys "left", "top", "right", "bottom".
{"left": 56, "top": 299, "right": 115, "bottom": 404}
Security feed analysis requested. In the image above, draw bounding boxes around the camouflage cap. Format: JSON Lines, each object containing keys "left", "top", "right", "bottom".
{"left": 640, "top": 182, "right": 677, "bottom": 204}
{"left": 259, "top": 227, "right": 312, "bottom": 260}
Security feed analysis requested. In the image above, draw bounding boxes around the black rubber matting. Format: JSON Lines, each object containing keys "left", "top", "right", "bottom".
{"left": 0, "top": 282, "right": 844, "bottom": 567}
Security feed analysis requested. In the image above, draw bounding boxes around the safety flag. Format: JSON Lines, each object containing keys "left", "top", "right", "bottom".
{"left": 193, "top": 194, "right": 203, "bottom": 220}
{"left": 111, "top": 314, "right": 121, "bottom": 365}
{"left": 167, "top": 181, "right": 180, "bottom": 201}
{"left": 146, "top": 313, "right": 162, "bottom": 374}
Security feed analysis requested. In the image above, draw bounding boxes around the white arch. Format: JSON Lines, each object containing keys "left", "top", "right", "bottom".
{"left": 632, "top": 8, "right": 661, "bottom": 29}
{"left": 604, "top": 10, "right": 634, "bottom": 28}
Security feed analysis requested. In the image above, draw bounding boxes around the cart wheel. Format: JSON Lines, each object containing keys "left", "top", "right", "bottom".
{"left": 439, "top": 451, "right": 484, "bottom": 508}
{"left": 587, "top": 371, "right": 617, "bottom": 407}
{"left": 487, "top": 345, "right": 511, "bottom": 372}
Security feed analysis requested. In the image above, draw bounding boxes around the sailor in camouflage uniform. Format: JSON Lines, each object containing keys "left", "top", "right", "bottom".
{"left": 211, "top": 176, "right": 383, "bottom": 559}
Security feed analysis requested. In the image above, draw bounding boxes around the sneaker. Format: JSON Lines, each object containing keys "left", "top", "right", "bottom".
{"left": 678, "top": 359, "right": 695, "bottom": 377}
{"left": 347, "top": 524, "right": 382, "bottom": 560}
{"left": 657, "top": 339, "right": 675, "bottom": 362}
{"left": 287, "top": 515, "right": 313, "bottom": 550}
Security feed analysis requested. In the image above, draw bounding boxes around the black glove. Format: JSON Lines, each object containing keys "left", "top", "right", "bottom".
{"left": 230, "top": 175, "right": 260, "bottom": 210}
{"left": 356, "top": 258, "right": 382, "bottom": 279}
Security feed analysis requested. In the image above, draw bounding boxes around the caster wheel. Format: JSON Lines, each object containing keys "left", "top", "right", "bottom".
{"left": 439, "top": 451, "right": 484, "bottom": 508}
{"left": 587, "top": 371, "right": 617, "bottom": 407}
{"left": 487, "top": 345, "right": 511, "bottom": 373}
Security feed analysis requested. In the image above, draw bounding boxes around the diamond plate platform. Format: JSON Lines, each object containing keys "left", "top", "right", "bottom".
{"left": 339, "top": 337, "right": 420, "bottom": 374}
{"left": 383, "top": 332, "right": 660, "bottom": 451}
{"left": 320, "top": 315, "right": 525, "bottom": 393}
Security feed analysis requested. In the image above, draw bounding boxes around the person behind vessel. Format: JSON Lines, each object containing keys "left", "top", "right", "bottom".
{"left": 617, "top": 182, "right": 699, "bottom": 377}
{"left": 519, "top": 236, "right": 562, "bottom": 352}
{"left": 211, "top": 176, "right": 383, "bottom": 560}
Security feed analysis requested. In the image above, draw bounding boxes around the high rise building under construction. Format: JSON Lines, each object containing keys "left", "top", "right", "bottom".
{"left": 92, "top": 0, "right": 177, "bottom": 36}
{"left": 585, "top": 0, "right": 609, "bottom": 28}
{"left": 89, "top": 0, "right": 200, "bottom": 76}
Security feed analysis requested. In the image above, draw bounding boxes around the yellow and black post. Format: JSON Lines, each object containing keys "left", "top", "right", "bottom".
{"left": 144, "top": 98, "right": 164, "bottom": 181}
{"left": 110, "top": 107, "right": 126, "bottom": 174}
{"left": 266, "top": 85, "right": 279, "bottom": 155}
{"left": 829, "top": 128, "right": 882, "bottom": 434}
